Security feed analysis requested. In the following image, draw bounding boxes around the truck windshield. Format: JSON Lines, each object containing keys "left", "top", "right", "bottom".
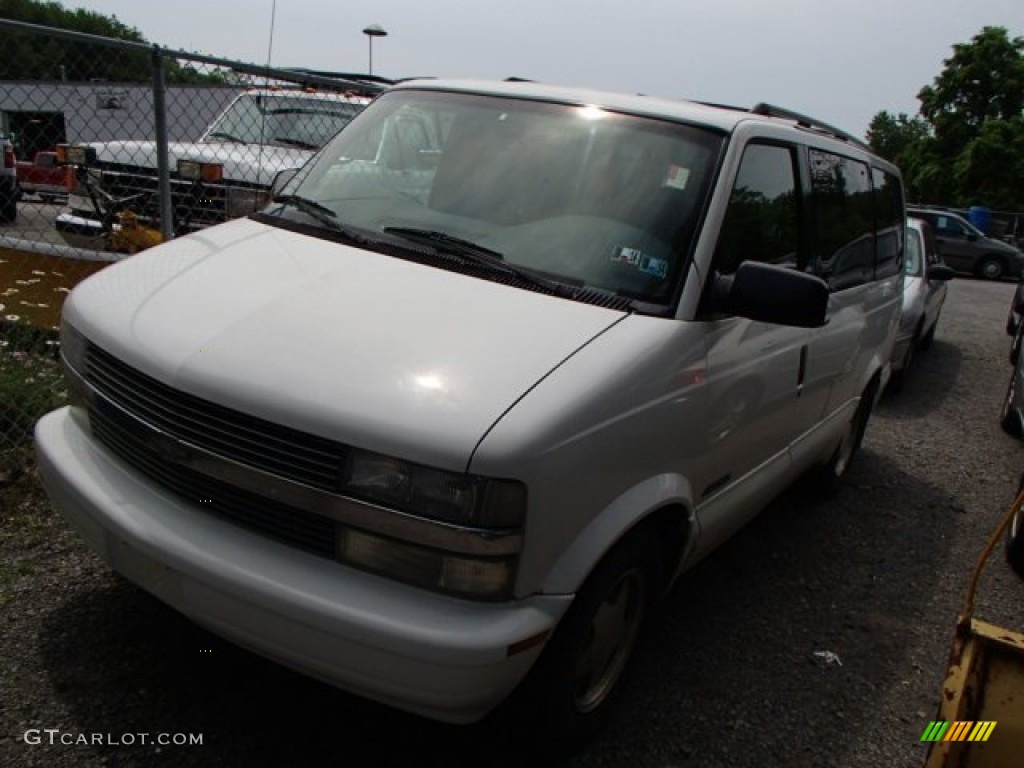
{"left": 203, "top": 92, "right": 365, "bottom": 150}
{"left": 275, "top": 89, "right": 723, "bottom": 305}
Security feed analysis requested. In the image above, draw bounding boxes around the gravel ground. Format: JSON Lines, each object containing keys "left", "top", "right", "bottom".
{"left": 2, "top": 278, "right": 1022, "bottom": 768}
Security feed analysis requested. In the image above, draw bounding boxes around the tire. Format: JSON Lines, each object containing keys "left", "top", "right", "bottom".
{"left": 977, "top": 256, "right": 1006, "bottom": 281}
{"left": 0, "top": 189, "right": 16, "bottom": 224}
{"left": 814, "top": 381, "right": 876, "bottom": 494}
{"left": 1000, "top": 370, "right": 1023, "bottom": 438}
{"left": 520, "top": 531, "right": 659, "bottom": 751}
{"left": 920, "top": 323, "right": 937, "bottom": 351}
{"left": 1007, "top": 475, "right": 1024, "bottom": 580}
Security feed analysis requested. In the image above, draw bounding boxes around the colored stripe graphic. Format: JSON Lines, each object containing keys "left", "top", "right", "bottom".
{"left": 920, "top": 721, "right": 997, "bottom": 742}
{"left": 921, "top": 721, "right": 950, "bottom": 742}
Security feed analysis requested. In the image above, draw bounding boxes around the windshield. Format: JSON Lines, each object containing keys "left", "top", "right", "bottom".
{"left": 203, "top": 92, "right": 365, "bottom": 150}
{"left": 269, "top": 89, "right": 723, "bottom": 304}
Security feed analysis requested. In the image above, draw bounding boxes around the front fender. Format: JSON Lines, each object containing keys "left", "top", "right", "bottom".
{"left": 540, "top": 473, "right": 697, "bottom": 594}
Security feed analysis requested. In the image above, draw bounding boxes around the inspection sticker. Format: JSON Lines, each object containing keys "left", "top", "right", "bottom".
{"left": 612, "top": 247, "right": 668, "bottom": 278}
{"left": 663, "top": 164, "right": 690, "bottom": 190}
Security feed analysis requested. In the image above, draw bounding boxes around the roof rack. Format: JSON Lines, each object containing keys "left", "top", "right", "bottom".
{"left": 750, "top": 102, "right": 869, "bottom": 150}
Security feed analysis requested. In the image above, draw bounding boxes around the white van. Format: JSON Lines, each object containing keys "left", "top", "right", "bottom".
{"left": 36, "top": 79, "right": 903, "bottom": 745}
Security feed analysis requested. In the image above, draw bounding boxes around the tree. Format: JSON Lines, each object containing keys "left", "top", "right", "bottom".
{"left": 0, "top": 0, "right": 228, "bottom": 84}
{"left": 868, "top": 26, "right": 1024, "bottom": 210}
{"left": 918, "top": 26, "right": 1024, "bottom": 154}
{"left": 866, "top": 111, "right": 931, "bottom": 164}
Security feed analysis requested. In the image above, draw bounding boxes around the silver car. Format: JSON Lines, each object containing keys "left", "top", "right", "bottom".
{"left": 890, "top": 217, "right": 954, "bottom": 389}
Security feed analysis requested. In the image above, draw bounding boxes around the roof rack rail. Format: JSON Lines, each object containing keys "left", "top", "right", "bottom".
{"left": 750, "top": 102, "right": 869, "bottom": 150}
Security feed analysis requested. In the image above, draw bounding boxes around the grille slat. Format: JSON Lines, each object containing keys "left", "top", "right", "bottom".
{"left": 91, "top": 398, "right": 338, "bottom": 557}
{"left": 86, "top": 346, "right": 345, "bottom": 490}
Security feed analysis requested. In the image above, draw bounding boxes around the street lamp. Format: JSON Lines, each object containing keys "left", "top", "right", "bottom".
{"left": 362, "top": 24, "right": 388, "bottom": 75}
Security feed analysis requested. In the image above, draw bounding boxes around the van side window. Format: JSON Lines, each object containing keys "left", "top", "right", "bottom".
{"left": 873, "top": 167, "right": 904, "bottom": 279}
{"left": 712, "top": 143, "right": 800, "bottom": 276}
{"left": 808, "top": 149, "right": 874, "bottom": 290}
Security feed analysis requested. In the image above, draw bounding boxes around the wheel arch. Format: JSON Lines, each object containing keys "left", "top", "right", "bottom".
{"left": 539, "top": 474, "right": 697, "bottom": 596}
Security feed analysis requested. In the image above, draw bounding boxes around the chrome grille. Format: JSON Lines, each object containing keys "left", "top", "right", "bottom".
{"left": 90, "top": 397, "right": 337, "bottom": 557}
{"left": 85, "top": 344, "right": 347, "bottom": 491}
{"left": 88, "top": 161, "right": 247, "bottom": 228}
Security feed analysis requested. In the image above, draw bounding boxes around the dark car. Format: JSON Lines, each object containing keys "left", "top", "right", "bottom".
{"left": 908, "top": 207, "right": 1024, "bottom": 280}
{"left": 999, "top": 333, "right": 1024, "bottom": 577}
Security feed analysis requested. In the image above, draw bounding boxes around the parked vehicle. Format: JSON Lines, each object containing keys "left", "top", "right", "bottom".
{"left": 15, "top": 150, "right": 73, "bottom": 202}
{"left": 889, "top": 218, "right": 954, "bottom": 389}
{"left": 55, "top": 86, "right": 376, "bottom": 250}
{"left": 36, "top": 79, "right": 905, "bottom": 746}
{"left": 907, "top": 206, "right": 1024, "bottom": 280}
{"left": 0, "top": 134, "right": 19, "bottom": 222}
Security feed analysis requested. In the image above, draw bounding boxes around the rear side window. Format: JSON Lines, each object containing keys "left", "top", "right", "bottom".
{"left": 873, "top": 168, "right": 904, "bottom": 279}
{"left": 808, "top": 149, "right": 874, "bottom": 290}
{"left": 712, "top": 143, "right": 800, "bottom": 275}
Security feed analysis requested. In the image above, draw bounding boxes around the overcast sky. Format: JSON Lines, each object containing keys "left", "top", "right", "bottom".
{"left": 63, "top": 0, "right": 1024, "bottom": 139}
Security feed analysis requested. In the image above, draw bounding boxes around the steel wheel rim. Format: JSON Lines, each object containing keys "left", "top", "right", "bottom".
{"left": 573, "top": 567, "right": 646, "bottom": 714}
{"left": 983, "top": 261, "right": 1003, "bottom": 280}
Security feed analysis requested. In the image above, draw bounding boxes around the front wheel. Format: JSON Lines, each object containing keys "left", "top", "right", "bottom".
{"left": 1000, "top": 370, "right": 1023, "bottom": 438}
{"left": 522, "top": 532, "right": 658, "bottom": 750}
{"left": 0, "top": 190, "right": 16, "bottom": 224}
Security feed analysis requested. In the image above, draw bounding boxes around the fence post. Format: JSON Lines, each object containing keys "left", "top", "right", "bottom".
{"left": 151, "top": 45, "right": 174, "bottom": 241}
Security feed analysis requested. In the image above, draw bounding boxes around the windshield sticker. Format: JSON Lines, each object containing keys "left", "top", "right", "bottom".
{"left": 612, "top": 247, "right": 668, "bottom": 279}
{"left": 663, "top": 164, "right": 690, "bottom": 190}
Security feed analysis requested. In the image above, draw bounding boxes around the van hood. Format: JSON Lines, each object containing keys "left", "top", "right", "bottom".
{"left": 65, "top": 218, "right": 626, "bottom": 470}
{"left": 89, "top": 140, "right": 311, "bottom": 186}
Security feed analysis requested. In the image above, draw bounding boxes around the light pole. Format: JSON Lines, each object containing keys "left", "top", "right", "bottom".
{"left": 362, "top": 24, "right": 387, "bottom": 75}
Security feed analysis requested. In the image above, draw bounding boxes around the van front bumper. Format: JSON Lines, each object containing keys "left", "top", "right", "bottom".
{"left": 35, "top": 407, "right": 569, "bottom": 723}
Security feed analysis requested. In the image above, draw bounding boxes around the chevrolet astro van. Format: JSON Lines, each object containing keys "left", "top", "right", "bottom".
{"left": 36, "top": 79, "right": 904, "bottom": 744}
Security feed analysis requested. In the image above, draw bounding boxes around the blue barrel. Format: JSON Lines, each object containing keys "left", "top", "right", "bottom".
{"left": 968, "top": 205, "right": 992, "bottom": 234}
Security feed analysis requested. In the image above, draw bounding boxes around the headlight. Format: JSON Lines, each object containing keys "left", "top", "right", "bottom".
{"left": 177, "top": 158, "right": 224, "bottom": 183}
{"left": 344, "top": 448, "right": 525, "bottom": 528}
{"left": 338, "top": 449, "right": 526, "bottom": 599}
{"left": 226, "top": 186, "right": 271, "bottom": 218}
{"left": 337, "top": 529, "right": 516, "bottom": 600}
{"left": 60, "top": 321, "right": 87, "bottom": 373}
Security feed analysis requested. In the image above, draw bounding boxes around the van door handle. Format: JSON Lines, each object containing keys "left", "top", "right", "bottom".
{"left": 797, "top": 345, "right": 808, "bottom": 397}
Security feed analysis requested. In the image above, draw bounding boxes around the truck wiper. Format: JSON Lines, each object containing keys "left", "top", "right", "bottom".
{"left": 206, "top": 131, "right": 248, "bottom": 145}
{"left": 383, "top": 226, "right": 578, "bottom": 296}
{"left": 272, "top": 136, "right": 319, "bottom": 150}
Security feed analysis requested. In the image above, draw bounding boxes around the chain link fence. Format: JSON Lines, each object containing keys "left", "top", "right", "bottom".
{"left": 0, "top": 18, "right": 387, "bottom": 470}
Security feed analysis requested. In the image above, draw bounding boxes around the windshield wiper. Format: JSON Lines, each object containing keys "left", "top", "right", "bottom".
{"left": 383, "top": 226, "right": 577, "bottom": 296}
{"left": 271, "top": 195, "right": 368, "bottom": 241}
{"left": 206, "top": 131, "right": 248, "bottom": 145}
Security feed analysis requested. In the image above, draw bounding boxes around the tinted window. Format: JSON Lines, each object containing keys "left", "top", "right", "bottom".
{"left": 809, "top": 149, "right": 874, "bottom": 290}
{"left": 873, "top": 168, "right": 904, "bottom": 279}
{"left": 712, "top": 143, "right": 800, "bottom": 275}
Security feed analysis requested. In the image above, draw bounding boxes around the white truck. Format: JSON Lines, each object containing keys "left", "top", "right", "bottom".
{"left": 55, "top": 87, "right": 374, "bottom": 249}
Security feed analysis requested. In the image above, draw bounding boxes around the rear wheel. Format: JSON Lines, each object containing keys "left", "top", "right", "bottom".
{"left": 0, "top": 189, "right": 16, "bottom": 223}
{"left": 814, "top": 382, "right": 876, "bottom": 494}
{"left": 978, "top": 255, "right": 1006, "bottom": 281}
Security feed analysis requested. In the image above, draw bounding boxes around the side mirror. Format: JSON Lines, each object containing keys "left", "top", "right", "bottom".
{"left": 270, "top": 168, "right": 300, "bottom": 198}
{"left": 966, "top": 232, "right": 978, "bottom": 242}
{"left": 926, "top": 264, "right": 956, "bottom": 282}
{"left": 713, "top": 261, "right": 829, "bottom": 328}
